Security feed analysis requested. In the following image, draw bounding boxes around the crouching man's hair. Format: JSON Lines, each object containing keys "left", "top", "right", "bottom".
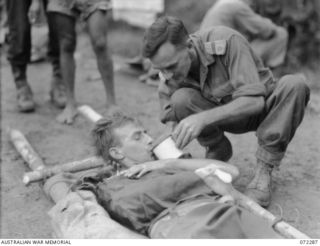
{"left": 142, "top": 16, "right": 189, "bottom": 58}
{"left": 91, "top": 113, "right": 135, "bottom": 162}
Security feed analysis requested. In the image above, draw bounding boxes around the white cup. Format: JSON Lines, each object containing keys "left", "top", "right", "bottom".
{"left": 152, "top": 136, "right": 184, "bottom": 160}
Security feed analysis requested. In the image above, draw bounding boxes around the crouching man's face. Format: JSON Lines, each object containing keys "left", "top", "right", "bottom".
{"left": 110, "top": 122, "right": 154, "bottom": 167}
{"left": 151, "top": 42, "right": 192, "bottom": 84}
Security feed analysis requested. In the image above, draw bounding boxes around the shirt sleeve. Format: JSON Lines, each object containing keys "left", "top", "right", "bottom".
{"left": 226, "top": 35, "right": 267, "bottom": 99}
{"left": 234, "top": 2, "right": 277, "bottom": 40}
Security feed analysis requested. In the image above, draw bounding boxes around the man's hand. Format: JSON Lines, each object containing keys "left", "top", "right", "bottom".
{"left": 172, "top": 112, "right": 208, "bottom": 149}
{"left": 28, "top": 0, "right": 41, "bottom": 24}
{"left": 121, "top": 160, "right": 167, "bottom": 179}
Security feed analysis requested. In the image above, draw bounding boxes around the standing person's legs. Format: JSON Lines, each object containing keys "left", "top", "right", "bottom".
{"left": 6, "top": 0, "right": 35, "bottom": 112}
{"left": 43, "top": 0, "right": 67, "bottom": 108}
{"left": 86, "top": 10, "right": 115, "bottom": 107}
{"left": 48, "top": 12, "right": 77, "bottom": 124}
{"left": 245, "top": 74, "right": 310, "bottom": 207}
{"left": 170, "top": 88, "right": 233, "bottom": 161}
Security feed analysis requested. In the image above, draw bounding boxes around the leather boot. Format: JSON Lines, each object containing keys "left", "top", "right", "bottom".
{"left": 205, "top": 136, "right": 233, "bottom": 162}
{"left": 17, "top": 85, "right": 35, "bottom": 112}
{"left": 244, "top": 161, "right": 273, "bottom": 207}
{"left": 11, "top": 65, "right": 35, "bottom": 112}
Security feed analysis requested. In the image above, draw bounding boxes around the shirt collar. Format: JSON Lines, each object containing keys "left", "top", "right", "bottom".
{"left": 189, "top": 34, "right": 215, "bottom": 67}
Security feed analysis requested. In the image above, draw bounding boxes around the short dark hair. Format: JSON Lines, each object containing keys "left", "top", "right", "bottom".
{"left": 91, "top": 113, "right": 136, "bottom": 162}
{"left": 142, "top": 16, "right": 189, "bottom": 58}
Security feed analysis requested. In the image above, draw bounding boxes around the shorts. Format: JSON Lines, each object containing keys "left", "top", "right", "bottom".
{"left": 47, "top": 0, "right": 112, "bottom": 20}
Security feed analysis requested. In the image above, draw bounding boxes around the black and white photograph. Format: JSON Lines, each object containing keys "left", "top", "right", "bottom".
{"left": 0, "top": 0, "right": 319, "bottom": 241}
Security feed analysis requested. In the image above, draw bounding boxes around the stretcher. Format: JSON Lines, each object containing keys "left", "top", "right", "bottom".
{"left": 8, "top": 105, "right": 310, "bottom": 239}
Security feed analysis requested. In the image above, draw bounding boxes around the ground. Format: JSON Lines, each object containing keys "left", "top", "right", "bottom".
{"left": 1, "top": 31, "right": 320, "bottom": 238}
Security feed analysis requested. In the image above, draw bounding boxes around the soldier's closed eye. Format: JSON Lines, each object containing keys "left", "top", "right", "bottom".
{"left": 166, "top": 63, "right": 177, "bottom": 71}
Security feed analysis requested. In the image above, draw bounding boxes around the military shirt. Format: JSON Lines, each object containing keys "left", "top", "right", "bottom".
{"left": 158, "top": 26, "right": 276, "bottom": 123}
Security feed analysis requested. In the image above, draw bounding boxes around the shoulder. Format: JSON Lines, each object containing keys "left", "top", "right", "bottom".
{"left": 195, "top": 26, "right": 244, "bottom": 42}
{"left": 193, "top": 26, "right": 246, "bottom": 55}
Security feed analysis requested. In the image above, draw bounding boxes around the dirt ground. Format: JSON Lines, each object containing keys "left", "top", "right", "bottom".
{"left": 1, "top": 32, "right": 320, "bottom": 238}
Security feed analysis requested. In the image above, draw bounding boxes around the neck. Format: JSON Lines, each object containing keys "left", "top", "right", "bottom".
{"left": 117, "top": 157, "right": 136, "bottom": 170}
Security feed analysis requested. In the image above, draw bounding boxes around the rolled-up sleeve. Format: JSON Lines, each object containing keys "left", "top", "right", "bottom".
{"left": 226, "top": 35, "right": 267, "bottom": 99}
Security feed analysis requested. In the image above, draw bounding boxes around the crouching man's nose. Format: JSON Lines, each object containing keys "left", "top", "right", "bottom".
{"left": 160, "top": 71, "right": 174, "bottom": 80}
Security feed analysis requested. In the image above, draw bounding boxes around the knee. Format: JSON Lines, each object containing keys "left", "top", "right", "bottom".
{"left": 91, "top": 36, "right": 107, "bottom": 53}
{"left": 60, "top": 36, "right": 76, "bottom": 54}
{"left": 171, "top": 88, "right": 196, "bottom": 112}
{"left": 280, "top": 74, "right": 310, "bottom": 104}
{"left": 275, "top": 26, "right": 288, "bottom": 44}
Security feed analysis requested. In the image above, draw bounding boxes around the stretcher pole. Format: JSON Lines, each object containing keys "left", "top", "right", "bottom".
{"left": 196, "top": 171, "right": 309, "bottom": 239}
{"left": 9, "top": 128, "right": 147, "bottom": 239}
{"left": 23, "top": 156, "right": 106, "bottom": 185}
{"left": 235, "top": 191, "right": 309, "bottom": 239}
{"left": 9, "top": 128, "right": 46, "bottom": 171}
{"left": 78, "top": 105, "right": 103, "bottom": 123}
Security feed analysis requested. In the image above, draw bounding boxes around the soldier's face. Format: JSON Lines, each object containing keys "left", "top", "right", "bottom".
{"left": 113, "top": 122, "right": 154, "bottom": 164}
{"left": 151, "top": 42, "right": 192, "bottom": 84}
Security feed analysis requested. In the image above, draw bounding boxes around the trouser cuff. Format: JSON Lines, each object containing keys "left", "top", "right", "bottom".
{"left": 256, "top": 147, "right": 285, "bottom": 167}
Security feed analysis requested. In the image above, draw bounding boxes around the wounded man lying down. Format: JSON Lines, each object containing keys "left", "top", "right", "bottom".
{"left": 45, "top": 113, "right": 282, "bottom": 238}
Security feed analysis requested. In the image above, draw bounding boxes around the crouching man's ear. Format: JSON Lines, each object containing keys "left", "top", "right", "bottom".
{"left": 109, "top": 147, "right": 125, "bottom": 161}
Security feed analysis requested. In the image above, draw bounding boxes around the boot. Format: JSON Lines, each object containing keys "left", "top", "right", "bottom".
{"left": 11, "top": 65, "right": 35, "bottom": 112}
{"left": 17, "top": 85, "right": 35, "bottom": 112}
{"left": 205, "top": 136, "right": 233, "bottom": 162}
{"left": 244, "top": 161, "right": 273, "bottom": 207}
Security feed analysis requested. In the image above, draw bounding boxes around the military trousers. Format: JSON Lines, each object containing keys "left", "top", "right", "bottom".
{"left": 6, "top": 0, "right": 60, "bottom": 80}
{"left": 170, "top": 74, "right": 310, "bottom": 167}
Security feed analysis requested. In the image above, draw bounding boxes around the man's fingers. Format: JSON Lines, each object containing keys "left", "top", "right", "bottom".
{"left": 172, "top": 124, "right": 182, "bottom": 142}
{"left": 175, "top": 125, "right": 188, "bottom": 148}
{"left": 124, "top": 165, "right": 147, "bottom": 178}
{"left": 137, "top": 169, "right": 149, "bottom": 178}
{"left": 180, "top": 129, "right": 193, "bottom": 149}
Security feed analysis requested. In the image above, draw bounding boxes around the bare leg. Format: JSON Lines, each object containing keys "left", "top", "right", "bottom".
{"left": 49, "top": 13, "right": 78, "bottom": 124}
{"left": 86, "top": 10, "right": 116, "bottom": 107}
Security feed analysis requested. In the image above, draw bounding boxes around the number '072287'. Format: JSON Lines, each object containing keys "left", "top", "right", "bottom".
{"left": 300, "top": 240, "right": 318, "bottom": 245}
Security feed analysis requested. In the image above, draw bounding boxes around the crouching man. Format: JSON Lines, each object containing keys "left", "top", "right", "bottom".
{"left": 142, "top": 16, "right": 310, "bottom": 207}
{"left": 45, "top": 114, "right": 282, "bottom": 238}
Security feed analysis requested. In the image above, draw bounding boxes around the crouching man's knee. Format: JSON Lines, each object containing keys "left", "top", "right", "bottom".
{"left": 171, "top": 88, "right": 210, "bottom": 121}
{"left": 280, "top": 74, "right": 310, "bottom": 106}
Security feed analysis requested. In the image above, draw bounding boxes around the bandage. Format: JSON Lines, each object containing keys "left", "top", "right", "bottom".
{"left": 195, "top": 165, "right": 232, "bottom": 183}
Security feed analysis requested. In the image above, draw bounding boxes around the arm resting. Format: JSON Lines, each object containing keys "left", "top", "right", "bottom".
{"left": 201, "top": 96, "right": 265, "bottom": 127}
{"left": 163, "top": 158, "right": 239, "bottom": 180}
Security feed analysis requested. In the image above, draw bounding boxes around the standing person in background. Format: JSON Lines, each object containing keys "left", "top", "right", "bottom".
{"left": 200, "top": 0, "right": 288, "bottom": 70}
{"left": 6, "top": 0, "right": 66, "bottom": 112}
{"left": 46, "top": 0, "right": 116, "bottom": 124}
